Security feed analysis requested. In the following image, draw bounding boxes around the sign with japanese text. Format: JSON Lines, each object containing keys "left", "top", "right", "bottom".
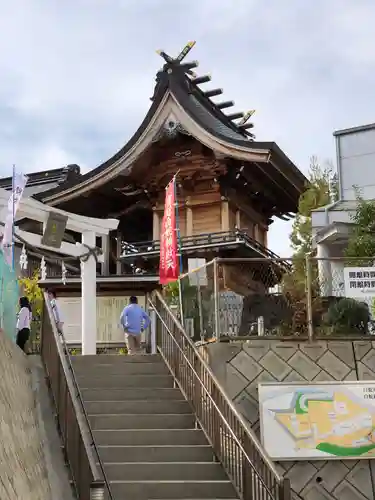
{"left": 41, "top": 212, "right": 68, "bottom": 249}
{"left": 344, "top": 267, "right": 375, "bottom": 298}
{"left": 159, "top": 178, "right": 179, "bottom": 284}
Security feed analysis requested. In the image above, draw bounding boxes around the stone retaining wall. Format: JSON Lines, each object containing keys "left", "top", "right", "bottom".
{"left": 202, "top": 339, "right": 375, "bottom": 500}
{"left": 0, "top": 330, "right": 51, "bottom": 500}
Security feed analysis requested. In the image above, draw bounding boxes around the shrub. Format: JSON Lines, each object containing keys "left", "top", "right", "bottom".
{"left": 18, "top": 272, "right": 43, "bottom": 351}
{"left": 323, "top": 297, "right": 370, "bottom": 335}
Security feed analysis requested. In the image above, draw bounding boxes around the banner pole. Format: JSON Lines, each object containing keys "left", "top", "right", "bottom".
{"left": 173, "top": 174, "right": 185, "bottom": 325}
{"left": 11, "top": 164, "right": 15, "bottom": 271}
{"left": 173, "top": 174, "right": 184, "bottom": 275}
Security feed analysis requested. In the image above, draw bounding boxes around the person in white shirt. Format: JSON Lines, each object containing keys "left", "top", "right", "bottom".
{"left": 48, "top": 289, "right": 64, "bottom": 334}
{"left": 16, "top": 296, "right": 32, "bottom": 352}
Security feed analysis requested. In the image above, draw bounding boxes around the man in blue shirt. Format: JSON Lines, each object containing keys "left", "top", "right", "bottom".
{"left": 120, "top": 296, "right": 151, "bottom": 354}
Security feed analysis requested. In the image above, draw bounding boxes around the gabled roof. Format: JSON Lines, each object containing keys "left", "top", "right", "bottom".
{"left": 0, "top": 164, "right": 81, "bottom": 198}
{"left": 36, "top": 46, "right": 307, "bottom": 206}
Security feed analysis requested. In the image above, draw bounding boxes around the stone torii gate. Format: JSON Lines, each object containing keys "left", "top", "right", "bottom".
{"left": 0, "top": 187, "right": 119, "bottom": 355}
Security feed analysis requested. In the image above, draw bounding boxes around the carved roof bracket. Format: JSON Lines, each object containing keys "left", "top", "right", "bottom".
{"left": 152, "top": 113, "right": 191, "bottom": 143}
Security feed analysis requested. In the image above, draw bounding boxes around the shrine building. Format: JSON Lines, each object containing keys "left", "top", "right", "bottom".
{"left": 2, "top": 44, "right": 308, "bottom": 344}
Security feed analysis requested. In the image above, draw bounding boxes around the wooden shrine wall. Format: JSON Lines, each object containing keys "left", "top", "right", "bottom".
{"left": 236, "top": 208, "right": 269, "bottom": 247}
{"left": 154, "top": 191, "right": 223, "bottom": 239}
{"left": 59, "top": 294, "right": 147, "bottom": 345}
{"left": 192, "top": 204, "right": 221, "bottom": 235}
{"left": 228, "top": 205, "right": 237, "bottom": 231}
{"left": 217, "top": 262, "right": 267, "bottom": 296}
{"left": 158, "top": 208, "right": 186, "bottom": 237}
{"left": 238, "top": 211, "right": 255, "bottom": 239}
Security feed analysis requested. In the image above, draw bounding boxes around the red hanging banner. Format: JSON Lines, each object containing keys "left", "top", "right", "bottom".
{"left": 159, "top": 178, "right": 179, "bottom": 284}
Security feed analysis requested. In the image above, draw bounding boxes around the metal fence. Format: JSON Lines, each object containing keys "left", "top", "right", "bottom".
{"left": 179, "top": 257, "right": 301, "bottom": 339}
{"left": 150, "top": 290, "right": 291, "bottom": 500}
{"left": 179, "top": 260, "right": 217, "bottom": 342}
{"left": 178, "top": 256, "right": 375, "bottom": 340}
{"left": 41, "top": 293, "right": 113, "bottom": 500}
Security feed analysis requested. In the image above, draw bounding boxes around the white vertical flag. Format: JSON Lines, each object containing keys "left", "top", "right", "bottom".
{"left": 1, "top": 172, "right": 28, "bottom": 268}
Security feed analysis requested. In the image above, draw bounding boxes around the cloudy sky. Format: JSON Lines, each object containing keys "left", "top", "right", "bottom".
{"left": 1, "top": 0, "right": 375, "bottom": 256}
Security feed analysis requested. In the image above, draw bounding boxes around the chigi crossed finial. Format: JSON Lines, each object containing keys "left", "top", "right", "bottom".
{"left": 156, "top": 41, "right": 197, "bottom": 77}
{"left": 154, "top": 41, "right": 256, "bottom": 137}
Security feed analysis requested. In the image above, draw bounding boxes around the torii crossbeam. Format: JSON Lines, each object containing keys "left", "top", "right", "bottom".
{"left": 0, "top": 187, "right": 119, "bottom": 355}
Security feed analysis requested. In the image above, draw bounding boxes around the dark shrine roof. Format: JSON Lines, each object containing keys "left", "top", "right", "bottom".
{"left": 32, "top": 44, "right": 307, "bottom": 204}
{"left": 0, "top": 164, "right": 81, "bottom": 198}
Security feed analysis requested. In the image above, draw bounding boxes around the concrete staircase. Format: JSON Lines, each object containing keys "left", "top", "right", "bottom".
{"left": 72, "top": 354, "right": 239, "bottom": 500}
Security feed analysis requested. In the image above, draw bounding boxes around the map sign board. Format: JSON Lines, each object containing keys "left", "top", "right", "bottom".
{"left": 259, "top": 382, "right": 375, "bottom": 461}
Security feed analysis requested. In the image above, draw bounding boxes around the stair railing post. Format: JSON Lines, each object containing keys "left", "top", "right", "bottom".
{"left": 193, "top": 354, "right": 202, "bottom": 419}
{"left": 278, "top": 478, "right": 291, "bottom": 500}
{"left": 211, "top": 383, "right": 221, "bottom": 455}
{"left": 150, "top": 307, "right": 157, "bottom": 354}
{"left": 213, "top": 258, "right": 220, "bottom": 339}
{"left": 242, "top": 432, "right": 254, "bottom": 500}
{"left": 155, "top": 294, "right": 162, "bottom": 350}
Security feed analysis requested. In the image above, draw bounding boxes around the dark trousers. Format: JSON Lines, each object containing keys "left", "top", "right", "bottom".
{"left": 16, "top": 328, "right": 30, "bottom": 352}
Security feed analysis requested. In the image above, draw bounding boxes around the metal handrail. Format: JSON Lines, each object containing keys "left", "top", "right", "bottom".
{"left": 151, "top": 290, "right": 280, "bottom": 476}
{"left": 151, "top": 300, "right": 275, "bottom": 497}
{"left": 123, "top": 230, "right": 235, "bottom": 248}
{"left": 121, "top": 229, "right": 285, "bottom": 262}
{"left": 150, "top": 290, "right": 290, "bottom": 500}
{"left": 41, "top": 293, "right": 114, "bottom": 499}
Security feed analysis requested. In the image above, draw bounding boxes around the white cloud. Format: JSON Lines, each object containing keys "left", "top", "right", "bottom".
{"left": 26, "top": 144, "right": 81, "bottom": 173}
{"left": 0, "top": 0, "right": 375, "bottom": 256}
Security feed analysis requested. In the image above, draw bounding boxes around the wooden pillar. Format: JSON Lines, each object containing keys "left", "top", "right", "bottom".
{"left": 101, "top": 234, "right": 110, "bottom": 275}
{"left": 81, "top": 231, "right": 97, "bottom": 355}
{"left": 254, "top": 223, "right": 260, "bottom": 242}
{"left": 152, "top": 208, "right": 160, "bottom": 240}
{"left": 186, "top": 198, "right": 193, "bottom": 236}
{"left": 235, "top": 210, "right": 241, "bottom": 228}
{"left": 221, "top": 197, "right": 229, "bottom": 231}
{"left": 116, "top": 230, "right": 122, "bottom": 274}
{"left": 263, "top": 228, "right": 268, "bottom": 247}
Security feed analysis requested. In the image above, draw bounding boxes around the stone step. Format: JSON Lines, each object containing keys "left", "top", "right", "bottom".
{"left": 97, "top": 445, "right": 215, "bottom": 463}
{"left": 94, "top": 429, "right": 208, "bottom": 446}
{"left": 72, "top": 354, "right": 161, "bottom": 364}
{"left": 77, "top": 374, "right": 174, "bottom": 388}
{"left": 85, "top": 399, "right": 190, "bottom": 415}
{"left": 109, "top": 480, "right": 238, "bottom": 499}
{"left": 81, "top": 387, "right": 182, "bottom": 401}
{"left": 103, "top": 462, "right": 228, "bottom": 481}
{"left": 89, "top": 413, "right": 196, "bottom": 430}
{"left": 74, "top": 361, "right": 169, "bottom": 375}
{"left": 73, "top": 355, "right": 239, "bottom": 499}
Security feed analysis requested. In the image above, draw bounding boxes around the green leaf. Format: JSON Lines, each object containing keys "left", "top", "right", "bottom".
{"left": 285, "top": 156, "right": 338, "bottom": 292}
{"left": 18, "top": 271, "right": 43, "bottom": 317}
{"left": 344, "top": 190, "right": 375, "bottom": 263}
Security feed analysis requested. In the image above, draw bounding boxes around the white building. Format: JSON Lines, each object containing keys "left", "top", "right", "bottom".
{"left": 312, "top": 123, "right": 375, "bottom": 296}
